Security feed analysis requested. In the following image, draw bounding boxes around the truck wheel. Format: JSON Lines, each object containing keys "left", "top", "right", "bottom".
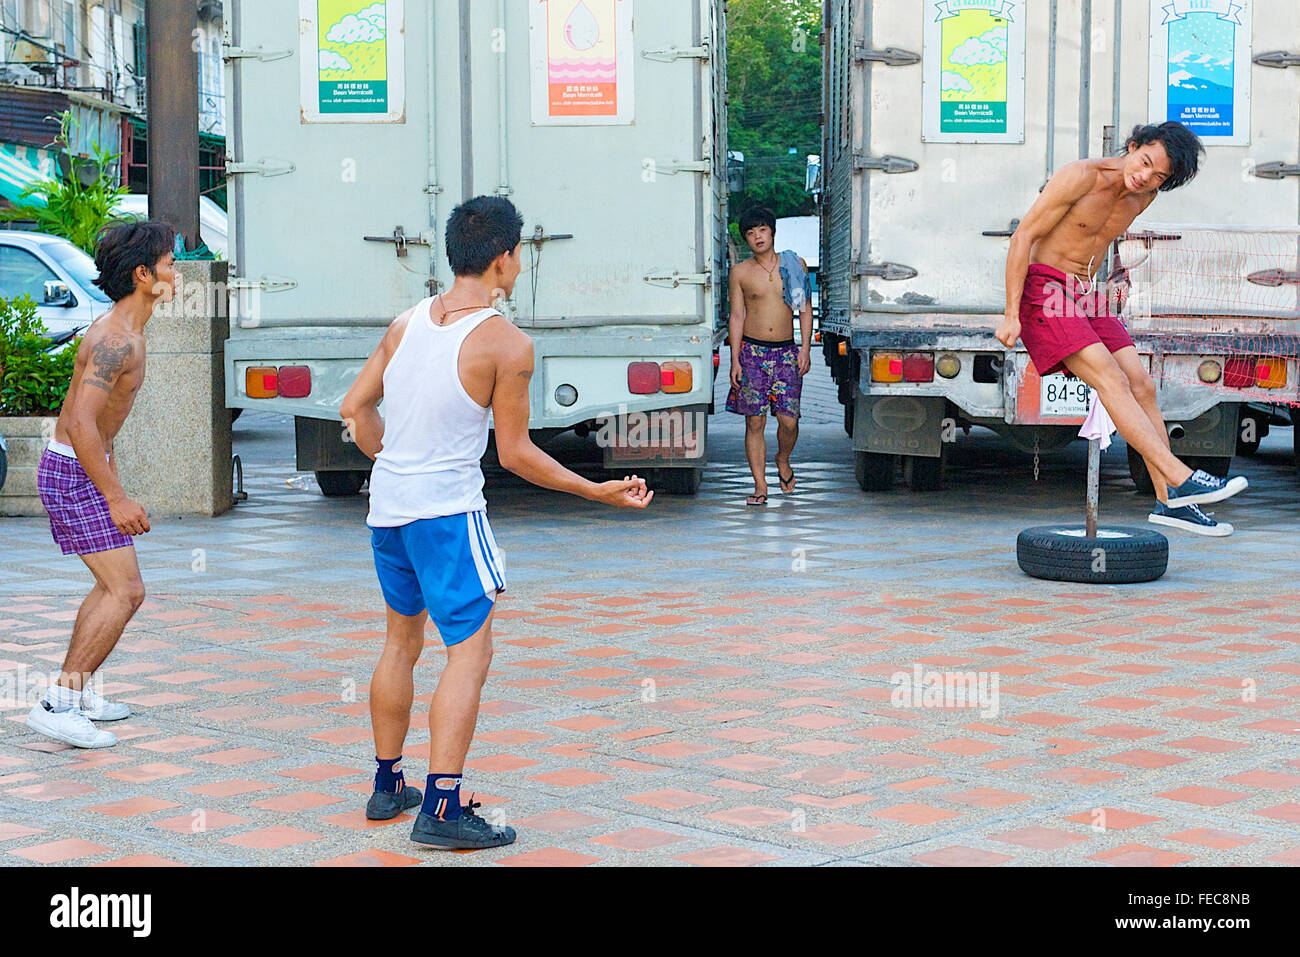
{"left": 903, "top": 454, "right": 945, "bottom": 491}
{"left": 0, "top": 442, "right": 7, "bottom": 493}
{"left": 315, "top": 469, "right": 368, "bottom": 497}
{"left": 1294, "top": 418, "right": 1300, "bottom": 477}
{"left": 1017, "top": 526, "right": 1168, "bottom": 584}
{"left": 1126, "top": 445, "right": 1155, "bottom": 496}
{"left": 855, "top": 451, "right": 896, "bottom": 492}
{"left": 647, "top": 467, "right": 702, "bottom": 496}
{"left": 1236, "top": 415, "right": 1259, "bottom": 457}
{"left": 1184, "top": 456, "right": 1231, "bottom": 478}
{"left": 843, "top": 400, "right": 855, "bottom": 437}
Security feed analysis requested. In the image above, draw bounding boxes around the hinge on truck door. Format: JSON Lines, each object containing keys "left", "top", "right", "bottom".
{"left": 1253, "top": 50, "right": 1300, "bottom": 68}
{"left": 982, "top": 219, "right": 1021, "bottom": 237}
{"left": 223, "top": 46, "right": 292, "bottom": 62}
{"left": 853, "top": 45, "right": 921, "bottom": 66}
{"left": 655, "top": 159, "right": 712, "bottom": 176}
{"left": 1252, "top": 161, "right": 1300, "bottom": 180}
{"left": 854, "top": 262, "right": 918, "bottom": 281}
{"left": 853, "top": 152, "right": 918, "bottom": 174}
{"left": 644, "top": 271, "right": 710, "bottom": 288}
{"left": 1247, "top": 269, "right": 1300, "bottom": 287}
{"left": 229, "top": 276, "right": 298, "bottom": 293}
{"left": 363, "top": 226, "right": 431, "bottom": 259}
{"left": 227, "top": 159, "right": 296, "bottom": 177}
{"left": 642, "top": 44, "right": 710, "bottom": 62}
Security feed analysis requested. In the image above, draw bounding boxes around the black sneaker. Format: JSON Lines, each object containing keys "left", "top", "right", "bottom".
{"left": 365, "top": 784, "right": 423, "bottom": 821}
{"left": 410, "top": 798, "right": 517, "bottom": 849}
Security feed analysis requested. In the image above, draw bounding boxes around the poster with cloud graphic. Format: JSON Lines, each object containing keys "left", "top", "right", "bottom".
{"left": 299, "top": 0, "right": 405, "bottom": 123}
{"left": 1148, "top": 1, "right": 1251, "bottom": 146}
{"left": 923, "top": 1, "right": 1026, "bottom": 143}
{"left": 530, "top": 0, "right": 635, "bottom": 126}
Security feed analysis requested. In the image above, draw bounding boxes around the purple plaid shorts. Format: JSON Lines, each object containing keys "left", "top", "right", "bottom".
{"left": 37, "top": 448, "right": 134, "bottom": 556}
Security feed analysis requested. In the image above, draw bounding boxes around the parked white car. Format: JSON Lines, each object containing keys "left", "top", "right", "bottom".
{"left": 0, "top": 230, "right": 107, "bottom": 338}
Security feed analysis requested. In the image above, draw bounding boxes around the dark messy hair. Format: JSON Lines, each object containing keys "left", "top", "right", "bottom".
{"left": 445, "top": 196, "right": 524, "bottom": 276}
{"left": 1125, "top": 122, "right": 1204, "bottom": 191}
{"left": 93, "top": 220, "right": 175, "bottom": 301}
{"left": 738, "top": 206, "right": 777, "bottom": 237}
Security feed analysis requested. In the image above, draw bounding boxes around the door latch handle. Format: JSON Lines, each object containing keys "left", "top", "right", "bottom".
{"left": 981, "top": 219, "right": 1021, "bottom": 238}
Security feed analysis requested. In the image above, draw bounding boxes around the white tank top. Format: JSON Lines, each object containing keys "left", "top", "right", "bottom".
{"left": 365, "top": 300, "right": 498, "bottom": 527}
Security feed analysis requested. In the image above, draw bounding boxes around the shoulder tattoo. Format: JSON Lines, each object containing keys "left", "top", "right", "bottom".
{"left": 88, "top": 337, "right": 133, "bottom": 387}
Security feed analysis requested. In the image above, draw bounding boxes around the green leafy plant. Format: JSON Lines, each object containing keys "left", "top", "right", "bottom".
{"left": 0, "top": 111, "right": 130, "bottom": 254}
{"left": 0, "top": 295, "right": 79, "bottom": 417}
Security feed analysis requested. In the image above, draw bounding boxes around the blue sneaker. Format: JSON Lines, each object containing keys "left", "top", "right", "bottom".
{"left": 1167, "top": 470, "right": 1247, "bottom": 508}
{"left": 1148, "top": 502, "right": 1232, "bottom": 537}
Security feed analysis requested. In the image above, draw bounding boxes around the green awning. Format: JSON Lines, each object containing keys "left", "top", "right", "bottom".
{"left": 0, "top": 143, "right": 56, "bottom": 208}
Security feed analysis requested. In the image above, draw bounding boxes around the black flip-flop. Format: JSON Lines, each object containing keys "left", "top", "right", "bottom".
{"left": 745, "top": 494, "right": 768, "bottom": 507}
{"left": 779, "top": 468, "right": 796, "bottom": 494}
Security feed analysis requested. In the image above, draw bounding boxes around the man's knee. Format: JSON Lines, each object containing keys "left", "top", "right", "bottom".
{"left": 1092, "top": 366, "right": 1130, "bottom": 396}
{"left": 1129, "top": 370, "right": 1157, "bottom": 405}
{"left": 118, "top": 580, "right": 146, "bottom": 612}
{"left": 745, "top": 415, "right": 766, "bottom": 433}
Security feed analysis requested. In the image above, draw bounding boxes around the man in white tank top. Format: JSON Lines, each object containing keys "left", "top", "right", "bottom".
{"left": 340, "top": 196, "right": 653, "bottom": 850}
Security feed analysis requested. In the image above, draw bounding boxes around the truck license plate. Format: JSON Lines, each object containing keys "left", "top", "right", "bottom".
{"left": 1039, "top": 374, "right": 1093, "bottom": 418}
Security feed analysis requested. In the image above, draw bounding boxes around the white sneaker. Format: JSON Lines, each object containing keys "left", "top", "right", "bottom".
{"left": 80, "top": 687, "right": 131, "bottom": 721}
{"left": 26, "top": 702, "right": 117, "bottom": 748}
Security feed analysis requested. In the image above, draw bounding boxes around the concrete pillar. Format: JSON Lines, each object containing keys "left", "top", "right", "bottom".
{"left": 114, "top": 261, "right": 234, "bottom": 517}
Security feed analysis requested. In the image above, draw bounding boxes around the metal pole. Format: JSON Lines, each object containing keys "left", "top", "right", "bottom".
{"left": 145, "top": 0, "right": 201, "bottom": 251}
{"left": 1085, "top": 439, "right": 1100, "bottom": 537}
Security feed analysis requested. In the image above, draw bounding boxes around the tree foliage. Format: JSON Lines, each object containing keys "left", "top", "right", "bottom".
{"left": 727, "top": 0, "right": 821, "bottom": 227}
{"left": 0, "top": 295, "right": 78, "bottom": 417}
{"left": 0, "top": 111, "right": 130, "bottom": 255}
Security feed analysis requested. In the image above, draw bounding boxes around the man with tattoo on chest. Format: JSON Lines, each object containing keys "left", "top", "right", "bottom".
{"left": 26, "top": 222, "right": 177, "bottom": 748}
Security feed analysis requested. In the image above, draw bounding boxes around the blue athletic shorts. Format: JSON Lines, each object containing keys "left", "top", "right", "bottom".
{"left": 368, "top": 511, "right": 507, "bottom": 646}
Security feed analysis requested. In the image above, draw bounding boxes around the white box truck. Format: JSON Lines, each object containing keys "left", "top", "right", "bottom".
{"left": 222, "top": 0, "right": 728, "bottom": 495}
{"left": 819, "top": 0, "right": 1300, "bottom": 491}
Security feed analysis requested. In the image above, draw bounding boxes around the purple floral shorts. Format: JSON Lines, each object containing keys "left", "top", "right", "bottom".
{"left": 726, "top": 339, "right": 802, "bottom": 418}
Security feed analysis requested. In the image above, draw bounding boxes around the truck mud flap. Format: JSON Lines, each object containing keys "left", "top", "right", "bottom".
{"left": 852, "top": 394, "right": 946, "bottom": 458}
{"left": 1169, "top": 404, "right": 1241, "bottom": 459}
{"left": 296, "top": 417, "right": 373, "bottom": 473}
{"left": 599, "top": 404, "right": 709, "bottom": 470}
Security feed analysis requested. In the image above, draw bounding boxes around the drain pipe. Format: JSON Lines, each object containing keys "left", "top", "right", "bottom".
{"left": 426, "top": 6, "right": 442, "bottom": 293}
{"left": 496, "top": 0, "right": 511, "bottom": 196}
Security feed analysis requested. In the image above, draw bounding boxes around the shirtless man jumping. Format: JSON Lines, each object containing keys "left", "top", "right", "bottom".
{"left": 728, "top": 207, "right": 813, "bottom": 506}
{"left": 995, "top": 121, "right": 1247, "bottom": 536}
{"left": 26, "top": 221, "right": 176, "bottom": 747}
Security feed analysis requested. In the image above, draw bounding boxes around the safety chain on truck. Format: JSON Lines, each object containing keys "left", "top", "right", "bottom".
{"left": 1033, "top": 433, "right": 1040, "bottom": 483}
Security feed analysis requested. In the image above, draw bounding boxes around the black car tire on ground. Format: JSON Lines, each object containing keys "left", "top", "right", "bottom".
{"left": 855, "top": 451, "right": 896, "bottom": 492}
{"left": 904, "top": 452, "right": 945, "bottom": 491}
{"left": 316, "top": 469, "right": 368, "bottom": 497}
{"left": 1184, "top": 456, "right": 1232, "bottom": 478}
{"left": 0, "top": 442, "right": 7, "bottom": 493}
{"left": 646, "top": 467, "right": 702, "bottom": 496}
{"left": 1017, "top": 525, "right": 1168, "bottom": 584}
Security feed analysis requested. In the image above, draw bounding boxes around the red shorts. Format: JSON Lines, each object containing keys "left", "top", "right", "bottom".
{"left": 1018, "top": 263, "right": 1134, "bottom": 377}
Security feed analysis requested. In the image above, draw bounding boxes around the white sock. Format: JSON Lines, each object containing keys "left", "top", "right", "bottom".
{"left": 44, "top": 684, "right": 82, "bottom": 713}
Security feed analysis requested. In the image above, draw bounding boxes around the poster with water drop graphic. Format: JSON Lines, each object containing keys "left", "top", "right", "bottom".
{"left": 530, "top": 0, "right": 635, "bottom": 125}
{"left": 1147, "top": 0, "right": 1251, "bottom": 146}
{"left": 299, "top": 0, "right": 405, "bottom": 124}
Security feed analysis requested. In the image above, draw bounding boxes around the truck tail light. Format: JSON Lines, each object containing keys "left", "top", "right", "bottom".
{"left": 1197, "top": 359, "right": 1222, "bottom": 384}
{"left": 936, "top": 354, "right": 961, "bottom": 379}
{"left": 278, "top": 366, "right": 312, "bottom": 398}
{"left": 246, "top": 366, "right": 278, "bottom": 398}
{"left": 661, "top": 361, "right": 693, "bottom": 394}
{"left": 902, "top": 352, "right": 934, "bottom": 382}
{"left": 871, "top": 351, "right": 903, "bottom": 383}
{"left": 1224, "top": 355, "right": 1287, "bottom": 389}
{"left": 628, "top": 361, "right": 661, "bottom": 394}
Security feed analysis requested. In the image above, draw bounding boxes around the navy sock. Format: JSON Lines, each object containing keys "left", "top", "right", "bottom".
{"left": 421, "top": 773, "right": 462, "bottom": 821}
{"left": 374, "top": 756, "right": 405, "bottom": 793}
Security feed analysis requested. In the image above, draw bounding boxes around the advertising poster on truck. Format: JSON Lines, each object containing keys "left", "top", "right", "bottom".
{"left": 1147, "top": 0, "right": 1252, "bottom": 145}
{"left": 922, "top": 0, "right": 1025, "bottom": 143}
{"left": 299, "top": 0, "right": 406, "bottom": 123}
{"left": 529, "top": 0, "right": 635, "bottom": 125}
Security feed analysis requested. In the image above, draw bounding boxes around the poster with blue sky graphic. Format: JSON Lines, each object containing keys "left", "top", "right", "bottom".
{"left": 1148, "top": 1, "right": 1252, "bottom": 145}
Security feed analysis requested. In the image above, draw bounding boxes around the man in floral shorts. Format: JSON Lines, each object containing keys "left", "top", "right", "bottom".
{"left": 726, "top": 207, "right": 813, "bottom": 506}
